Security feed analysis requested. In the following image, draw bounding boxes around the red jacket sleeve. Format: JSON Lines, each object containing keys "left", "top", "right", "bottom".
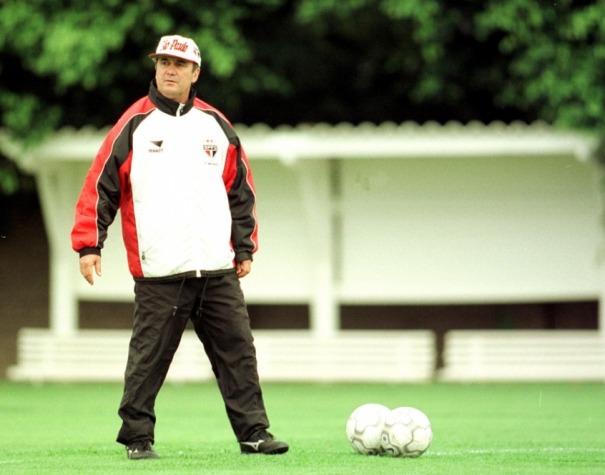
{"left": 71, "top": 97, "right": 153, "bottom": 255}
{"left": 223, "top": 140, "right": 259, "bottom": 262}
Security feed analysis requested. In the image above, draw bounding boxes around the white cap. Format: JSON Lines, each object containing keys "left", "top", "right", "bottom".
{"left": 149, "top": 35, "right": 201, "bottom": 66}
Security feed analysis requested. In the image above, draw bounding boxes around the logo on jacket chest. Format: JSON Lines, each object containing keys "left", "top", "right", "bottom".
{"left": 143, "top": 137, "right": 221, "bottom": 162}
{"left": 203, "top": 139, "right": 219, "bottom": 164}
{"left": 149, "top": 140, "right": 164, "bottom": 153}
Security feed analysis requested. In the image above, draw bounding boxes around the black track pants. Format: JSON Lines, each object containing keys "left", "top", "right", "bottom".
{"left": 116, "top": 272, "right": 269, "bottom": 445}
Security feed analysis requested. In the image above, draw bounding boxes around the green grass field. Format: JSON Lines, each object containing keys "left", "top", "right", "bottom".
{"left": 0, "top": 381, "right": 603, "bottom": 474}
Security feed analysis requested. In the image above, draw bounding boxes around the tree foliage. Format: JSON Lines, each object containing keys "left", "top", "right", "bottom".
{"left": 1, "top": 0, "right": 604, "bottom": 193}
{"left": 476, "top": 0, "right": 605, "bottom": 130}
{"left": 0, "top": 0, "right": 268, "bottom": 142}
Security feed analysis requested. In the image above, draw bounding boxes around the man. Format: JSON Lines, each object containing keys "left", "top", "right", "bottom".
{"left": 71, "top": 34, "right": 288, "bottom": 459}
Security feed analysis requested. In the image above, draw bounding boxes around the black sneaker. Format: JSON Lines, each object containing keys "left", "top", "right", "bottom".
{"left": 126, "top": 440, "right": 159, "bottom": 460}
{"left": 239, "top": 431, "right": 289, "bottom": 455}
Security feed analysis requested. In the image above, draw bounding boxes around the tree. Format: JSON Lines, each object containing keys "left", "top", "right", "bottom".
{"left": 0, "top": 0, "right": 282, "bottom": 194}
{"left": 475, "top": 0, "right": 605, "bottom": 131}
{"left": 1, "top": 0, "right": 605, "bottom": 194}
{"left": 0, "top": 0, "right": 275, "bottom": 141}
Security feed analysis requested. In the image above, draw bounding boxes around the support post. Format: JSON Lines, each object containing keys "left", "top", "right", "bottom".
{"left": 37, "top": 166, "right": 80, "bottom": 335}
{"left": 296, "top": 159, "right": 339, "bottom": 337}
{"left": 48, "top": 249, "right": 78, "bottom": 335}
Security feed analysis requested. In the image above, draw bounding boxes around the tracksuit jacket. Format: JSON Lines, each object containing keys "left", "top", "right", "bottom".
{"left": 71, "top": 81, "right": 258, "bottom": 280}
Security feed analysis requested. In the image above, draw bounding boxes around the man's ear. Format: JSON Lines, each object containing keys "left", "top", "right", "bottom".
{"left": 192, "top": 65, "right": 201, "bottom": 84}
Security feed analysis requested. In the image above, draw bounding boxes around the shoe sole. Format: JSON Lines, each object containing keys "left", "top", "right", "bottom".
{"left": 127, "top": 451, "right": 159, "bottom": 460}
{"left": 241, "top": 445, "right": 289, "bottom": 455}
{"left": 265, "top": 445, "right": 289, "bottom": 455}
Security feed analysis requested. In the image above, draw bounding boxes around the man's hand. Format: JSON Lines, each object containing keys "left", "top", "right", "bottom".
{"left": 79, "top": 254, "right": 102, "bottom": 285}
{"left": 236, "top": 259, "right": 251, "bottom": 278}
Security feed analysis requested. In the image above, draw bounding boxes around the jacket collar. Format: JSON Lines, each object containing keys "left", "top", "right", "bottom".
{"left": 149, "top": 80, "right": 196, "bottom": 116}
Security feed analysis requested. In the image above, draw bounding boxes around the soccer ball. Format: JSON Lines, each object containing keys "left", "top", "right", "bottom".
{"left": 346, "top": 403, "right": 390, "bottom": 455}
{"left": 380, "top": 406, "right": 433, "bottom": 457}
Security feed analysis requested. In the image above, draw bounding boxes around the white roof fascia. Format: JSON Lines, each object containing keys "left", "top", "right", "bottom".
{"left": 0, "top": 121, "right": 597, "bottom": 173}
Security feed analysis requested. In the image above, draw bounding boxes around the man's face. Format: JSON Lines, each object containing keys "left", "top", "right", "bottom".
{"left": 155, "top": 56, "right": 200, "bottom": 103}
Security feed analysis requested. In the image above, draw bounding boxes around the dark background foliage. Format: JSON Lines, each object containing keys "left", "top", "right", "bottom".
{"left": 1, "top": 0, "right": 603, "bottom": 192}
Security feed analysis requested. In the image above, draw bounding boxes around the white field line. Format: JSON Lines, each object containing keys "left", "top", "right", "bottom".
{"left": 428, "top": 447, "right": 605, "bottom": 456}
{"left": 1, "top": 447, "right": 604, "bottom": 463}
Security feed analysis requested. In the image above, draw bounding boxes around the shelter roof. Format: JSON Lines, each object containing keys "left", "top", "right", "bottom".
{"left": 0, "top": 121, "right": 596, "bottom": 173}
